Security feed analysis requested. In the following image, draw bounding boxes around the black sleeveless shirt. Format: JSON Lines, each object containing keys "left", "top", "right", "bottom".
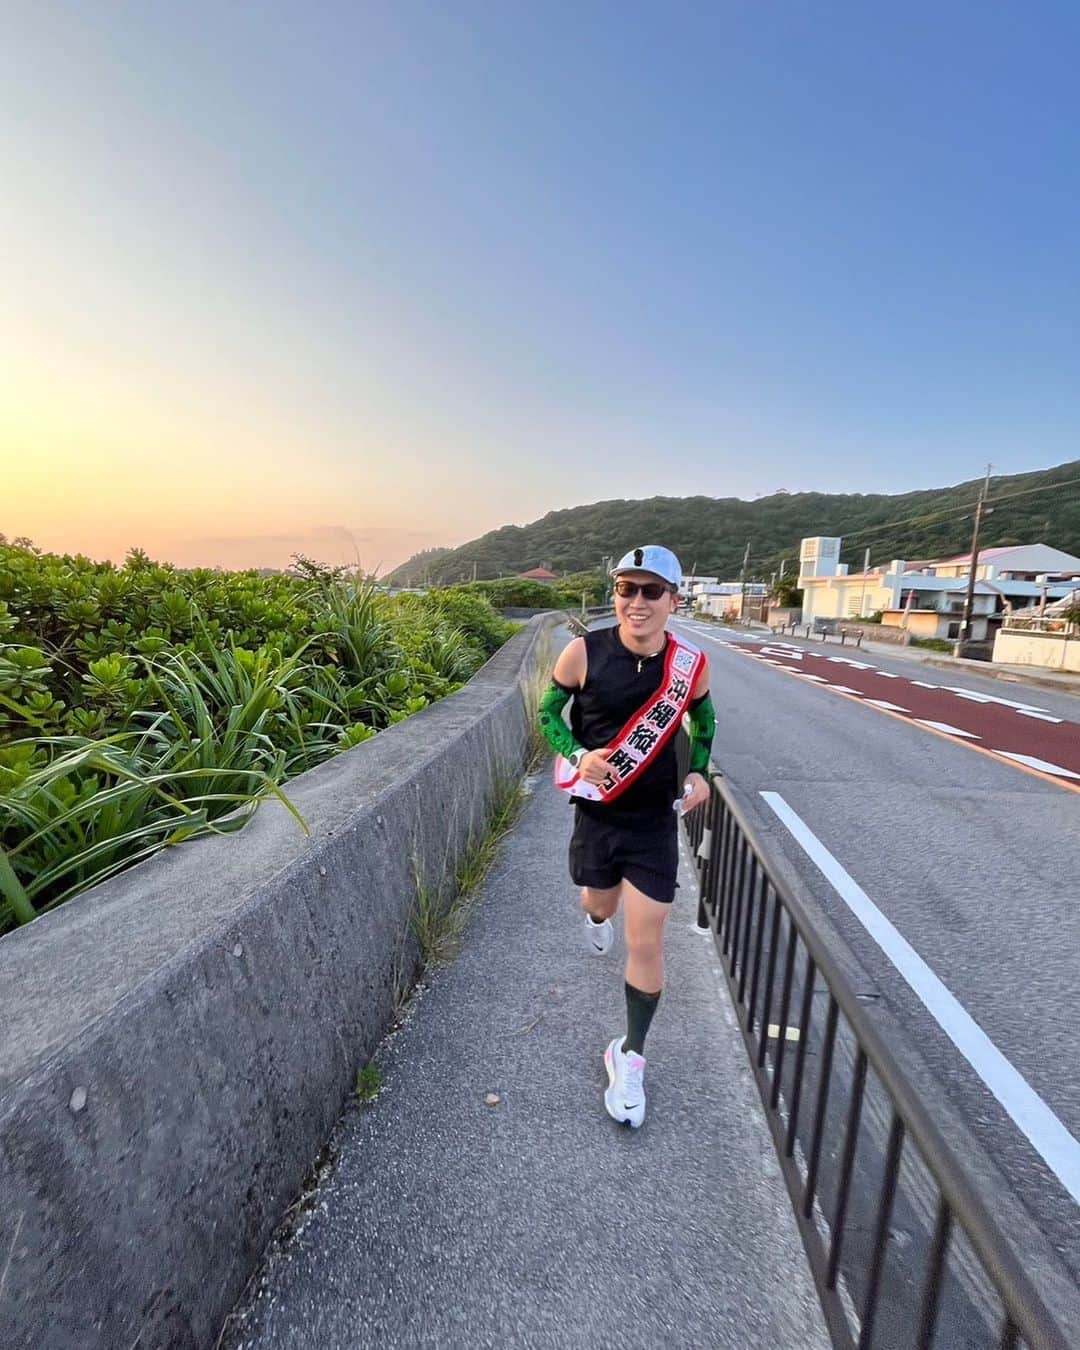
{"left": 570, "top": 625, "right": 680, "bottom": 825}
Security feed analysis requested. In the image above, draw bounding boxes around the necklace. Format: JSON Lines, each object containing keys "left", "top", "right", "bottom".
{"left": 636, "top": 647, "right": 664, "bottom": 674}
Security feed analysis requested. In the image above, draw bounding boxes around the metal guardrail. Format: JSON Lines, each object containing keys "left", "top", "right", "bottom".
{"left": 683, "top": 772, "right": 1071, "bottom": 1350}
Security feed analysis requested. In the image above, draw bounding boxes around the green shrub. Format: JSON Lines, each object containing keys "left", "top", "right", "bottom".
{"left": 0, "top": 541, "right": 513, "bottom": 933}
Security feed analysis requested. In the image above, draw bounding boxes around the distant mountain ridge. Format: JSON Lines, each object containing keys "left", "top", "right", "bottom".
{"left": 389, "top": 460, "right": 1080, "bottom": 585}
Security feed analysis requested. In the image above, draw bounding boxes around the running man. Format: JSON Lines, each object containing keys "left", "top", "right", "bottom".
{"left": 537, "top": 545, "right": 715, "bottom": 1127}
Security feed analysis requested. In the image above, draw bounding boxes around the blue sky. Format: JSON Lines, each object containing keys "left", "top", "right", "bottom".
{"left": 4, "top": 1, "right": 1079, "bottom": 569}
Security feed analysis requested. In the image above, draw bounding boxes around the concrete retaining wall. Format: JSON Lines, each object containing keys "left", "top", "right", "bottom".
{"left": 852, "top": 622, "right": 911, "bottom": 646}
{"left": 0, "top": 618, "right": 556, "bottom": 1350}
{"left": 994, "top": 627, "right": 1080, "bottom": 672}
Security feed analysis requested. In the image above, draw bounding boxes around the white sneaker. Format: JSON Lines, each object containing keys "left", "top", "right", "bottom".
{"left": 604, "top": 1037, "right": 646, "bottom": 1128}
{"left": 583, "top": 913, "right": 614, "bottom": 956}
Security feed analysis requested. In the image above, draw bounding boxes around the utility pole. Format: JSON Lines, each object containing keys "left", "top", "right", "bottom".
{"left": 740, "top": 540, "right": 751, "bottom": 621}
{"left": 858, "top": 547, "right": 871, "bottom": 617}
{"left": 959, "top": 464, "right": 993, "bottom": 650}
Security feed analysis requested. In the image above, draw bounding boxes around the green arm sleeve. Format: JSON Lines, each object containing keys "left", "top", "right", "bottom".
{"left": 538, "top": 681, "right": 585, "bottom": 760}
{"left": 688, "top": 692, "right": 716, "bottom": 774}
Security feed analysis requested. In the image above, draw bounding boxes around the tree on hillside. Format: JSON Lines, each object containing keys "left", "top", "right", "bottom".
{"left": 386, "top": 460, "right": 1080, "bottom": 588}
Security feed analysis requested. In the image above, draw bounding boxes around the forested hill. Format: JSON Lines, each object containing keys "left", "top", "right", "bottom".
{"left": 390, "top": 460, "right": 1080, "bottom": 584}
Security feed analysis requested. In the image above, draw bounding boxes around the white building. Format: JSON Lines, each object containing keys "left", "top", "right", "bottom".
{"left": 679, "top": 574, "right": 718, "bottom": 601}
{"left": 695, "top": 582, "right": 769, "bottom": 619}
{"left": 798, "top": 539, "right": 1080, "bottom": 642}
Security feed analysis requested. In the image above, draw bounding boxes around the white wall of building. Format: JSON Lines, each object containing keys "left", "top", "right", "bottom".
{"left": 994, "top": 629, "right": 1080, "bottom": 671}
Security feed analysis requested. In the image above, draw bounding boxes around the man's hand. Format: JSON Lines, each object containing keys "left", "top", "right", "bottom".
{"left": 579, "top": 749, "right": 613, "bottom": 785}
{"left": 681, "top": 772, "right": 710, "bottom": 814}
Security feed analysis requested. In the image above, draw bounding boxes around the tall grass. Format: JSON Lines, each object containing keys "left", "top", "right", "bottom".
{"left": 409, "top": 773, "right": 527, "bottom": 969}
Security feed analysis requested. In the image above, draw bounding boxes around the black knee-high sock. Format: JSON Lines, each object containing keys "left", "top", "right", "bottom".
{"left": 623, "top": 982, "right": 661, "bottom": 1055}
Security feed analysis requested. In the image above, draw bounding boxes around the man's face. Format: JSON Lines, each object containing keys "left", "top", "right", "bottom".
{"left": 613, "top": 570, "right": 677, "bottom": 640}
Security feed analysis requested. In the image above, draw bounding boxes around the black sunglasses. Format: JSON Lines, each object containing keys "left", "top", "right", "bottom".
{"left": 614, "top": 579, "right": 672, "bottom": 601}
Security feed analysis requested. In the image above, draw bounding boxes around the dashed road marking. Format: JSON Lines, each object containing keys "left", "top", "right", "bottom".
{"left": 916, "top": 720, "right": 980, "bottom": 738}
{"left": 874, "top": 671, "right": 900, "bottom": 678}
{"left": 701, "top": 624, "right": 1080, "bottom": 793}
{"left": 992, "top": 751, "right": 1080, "bottom": 779}
{"left": 944, "top": 687, "right": 1051, "bottom": 714}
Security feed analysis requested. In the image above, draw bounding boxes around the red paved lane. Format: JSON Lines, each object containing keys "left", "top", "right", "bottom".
{"left": 734, "top": 640, "right": 1080, "bottom": 785}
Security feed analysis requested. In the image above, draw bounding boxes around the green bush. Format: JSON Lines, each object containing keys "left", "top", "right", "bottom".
{"left": 455, "top": 571, "right": 608, "bottom": 611}
{"left": 0, "top": 540, "right": 513, "bottom": 933}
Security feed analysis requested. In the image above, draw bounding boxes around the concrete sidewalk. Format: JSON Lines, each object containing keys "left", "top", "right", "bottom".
{"left": 222, "top": 772, "right": 829, "bottom": 1350}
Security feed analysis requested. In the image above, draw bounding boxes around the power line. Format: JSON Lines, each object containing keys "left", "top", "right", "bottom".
{"left": 817, "top": 473, "right": 1080, "bottom": 552}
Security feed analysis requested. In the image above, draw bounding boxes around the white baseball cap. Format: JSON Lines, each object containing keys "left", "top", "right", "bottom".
{"left": 611, "top": 545, "right": 682, "bottom": 589}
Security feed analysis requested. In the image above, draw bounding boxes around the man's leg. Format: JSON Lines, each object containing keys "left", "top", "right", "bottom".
{"left": 620, "top": 879, "right": 671, "bottom": 1052}
{"left": 580, "top": 884, "right": 619, "bottom": 955}
{"left": 602, "top": 879, "right": 670, "bottom": 1126}
{"left": 581, "top": 884, "right": 620, "bottom": 923}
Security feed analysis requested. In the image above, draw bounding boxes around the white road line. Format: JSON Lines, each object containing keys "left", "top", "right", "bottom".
{"left": 992, "top": 751, "right": 1080, "bottom": 779}
{"left": 874, "top": 671, "right": 900, "bottom": 678}
{"left": 827, "top": 685, "right": 864, "bottom": 695}
{"left": 828, "top": 657, "right": 875, "bottom": 669}
{"left": 911, "top": 681, "right": 939, "bottom": 689}
{"left": 942, "top": 687, "right": 1050, "bottom": 714}
{"left": 794, "top": 673, "right": 828, "bottom": 682}
{"left": 864, "top": 699, "right": 910, "bottom": 713}
{"left": 760, "top": 791, "right": 1080, "bottom": 1207}
{"left": 915, "top": 719, "right": 980, "bottom": 738}
{"left": 1015, "top": 709, "right": 1064, "bottom": 724}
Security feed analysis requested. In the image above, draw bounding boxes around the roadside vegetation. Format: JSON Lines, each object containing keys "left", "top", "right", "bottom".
{"left": 416, "top": 572, "right": 608, "bottom": 611}
{"left": 0, "top": 538, "right": 513, "bottom": 934}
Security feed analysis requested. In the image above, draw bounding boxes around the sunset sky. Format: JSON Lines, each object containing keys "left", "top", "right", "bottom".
{"left": 4, "top": 2, "right": 1079, "bottom": 573}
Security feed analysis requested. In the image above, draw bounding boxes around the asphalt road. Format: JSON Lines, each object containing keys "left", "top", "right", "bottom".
{"left": 671, "top": 617, "right": 1080, "bottom": 1293}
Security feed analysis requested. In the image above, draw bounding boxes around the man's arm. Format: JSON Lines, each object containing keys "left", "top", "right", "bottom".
{"left": 681, "top": 659, "right": 714, "bottom": 812}
{"left": 538, "top": 637, "right": 587, "bottom": 762}
{"left": 687, "top": 691, "right": 716, "bottom": 774}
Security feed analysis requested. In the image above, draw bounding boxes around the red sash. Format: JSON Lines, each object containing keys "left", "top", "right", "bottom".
{"left": 554, "top": 632, "right": 705, "bottom": 804}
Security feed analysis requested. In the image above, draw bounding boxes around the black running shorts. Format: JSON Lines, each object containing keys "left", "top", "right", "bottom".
{"left": 568, "top": 807, "right": 679, "bottom": 904}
